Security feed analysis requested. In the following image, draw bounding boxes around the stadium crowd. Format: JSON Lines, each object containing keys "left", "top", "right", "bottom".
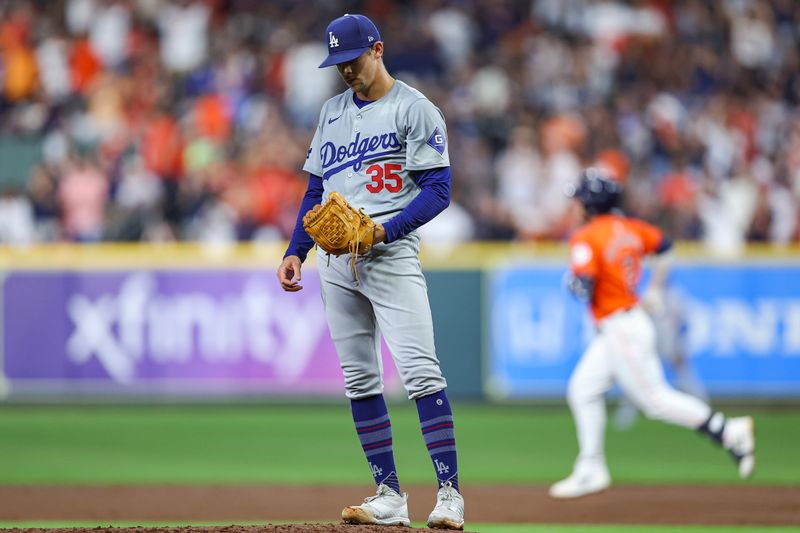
{"left": 0, "top": 0, "right": 799, "bottom": 254}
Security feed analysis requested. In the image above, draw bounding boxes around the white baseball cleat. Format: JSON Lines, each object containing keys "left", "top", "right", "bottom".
{"left": 427, "top": 481, "right": 465, "bottom": 530}
{"left": 341, "top": 483, "right": 410, "bottom": 526}
{"left": 723, "top": 416, "right": 756, "bottom": 479}
{"left": 549, "top": 461, "right": 611, "bottom": 499}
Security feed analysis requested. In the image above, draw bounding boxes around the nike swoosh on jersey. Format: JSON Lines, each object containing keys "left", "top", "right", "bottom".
{"left": 328, "top": 115, "right": 342, "bottom": 124}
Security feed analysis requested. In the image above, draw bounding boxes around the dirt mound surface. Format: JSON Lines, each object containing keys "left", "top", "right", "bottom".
{"left": 5, "top": 524, "right": 469, "bottom": 533}
{"left": 1, "top": 484, "right": 799, "bottom": 526}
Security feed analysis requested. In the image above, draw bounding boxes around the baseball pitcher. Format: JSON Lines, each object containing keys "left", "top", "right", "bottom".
{"left": 551, "top": 167, "right": 756, "bottom": 499}
{"left": 277, "top": 13, "right": 465, "bottom": 530}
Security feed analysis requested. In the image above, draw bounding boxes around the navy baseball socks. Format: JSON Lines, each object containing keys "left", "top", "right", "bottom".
{"left": 416, "top": 389, "right": 460, "bottom": 491}
{"left": 697, "top": 411, "right": 756, "bottom": 479}
{"left": 350, "top": 394, "right": 401, "bottom": 494}
{"left": 347, "top": 390, "right": 464, "bottom": 529}
{"left": 344, "top": 395, "right": 410, "bottom": 527}
{"left": 417, "top": 389, "right": 465, "bottom": 530}
{"left": 698, "top": 411, "right": 726, "bottom": 445}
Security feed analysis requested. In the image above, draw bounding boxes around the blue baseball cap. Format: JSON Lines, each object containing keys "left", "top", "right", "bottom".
{"left": 319, "top": 14, "right": 381, "bottom": 68}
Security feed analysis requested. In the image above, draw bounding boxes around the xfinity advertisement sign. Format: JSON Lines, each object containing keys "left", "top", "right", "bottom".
{"left": 2, "top": 270, "right": 399, "bottom": 396}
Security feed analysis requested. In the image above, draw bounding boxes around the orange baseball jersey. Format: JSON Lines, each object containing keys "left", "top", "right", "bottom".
{"left": 569, "top": 214, "right": 664, "bottom": 320}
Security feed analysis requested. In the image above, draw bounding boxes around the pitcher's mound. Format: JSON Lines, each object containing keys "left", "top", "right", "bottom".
{"left": 6, "top": 524, "right": 476, "bottom": 533}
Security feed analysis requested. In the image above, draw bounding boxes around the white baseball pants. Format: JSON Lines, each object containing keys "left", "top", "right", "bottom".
{"left": 567, "top": 306, "right": 711, "bottom": 463}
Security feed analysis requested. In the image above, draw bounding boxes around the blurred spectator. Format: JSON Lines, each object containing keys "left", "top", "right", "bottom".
{"left": 27, "top": 165, "right": 60, "bottom": 241}
{"left": 89, "top": 0, "right": 130, "bottom": 69}
{"left": 0, "top": 0, "right": 797, "bottom": 248}
{"left": 537, "top": 114, "right": 584, "bottom": 239}
{"left": 282, "top": 41, "right": 338, "bottom": 128}
{"left": 68, "top": 35, "right": 102, "bottom": 93}
{"left": 1, "top": 5, "right": 38, "bottom": 102}
{"left": 657, "top": 157, "right": 702, "bottom": 239}
{"left": 0, "top": 188, "right": 35, "bottom": 244}
{"left": 35, "top": 30, "right": 71, "bottom": 103}
{"left": 494, "top": 125, "right": 543, "bottom": 238}
{"left": 157, "top": 0, "right": 211, "bottom": 74}
{"left": 66, "top": 0, "right": 94, "bottom": 36}
{"left": 57, "top": 154, "right": 108, "bottom": 241}
{"left": 105, "top": 154, "right": 163, "bottom": 241}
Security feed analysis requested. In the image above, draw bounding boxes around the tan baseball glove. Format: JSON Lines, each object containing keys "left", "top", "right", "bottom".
{"left": 303, "top": 191, "right": 376, "bottom": 257}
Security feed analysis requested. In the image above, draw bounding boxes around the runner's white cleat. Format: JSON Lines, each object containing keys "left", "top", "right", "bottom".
{"left": 723, "top": 416, "right": 756, "bottom": 479}
{"left": 549, "top": 461, "right": 611, "bottom": 499}
{"left": 341, "top": 483, "right": 410, "bottom": 526}
{"left": 427, "top": 481, "right": 465, "bottom": 530}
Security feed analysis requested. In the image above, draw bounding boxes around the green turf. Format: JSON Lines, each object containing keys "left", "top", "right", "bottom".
{"left": 0, "top": 404, "right": 797, "bottom": 485}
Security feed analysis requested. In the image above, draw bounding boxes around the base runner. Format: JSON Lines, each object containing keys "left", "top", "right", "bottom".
{"left": 551, "top": 167, "right": 756, "bottom": 499}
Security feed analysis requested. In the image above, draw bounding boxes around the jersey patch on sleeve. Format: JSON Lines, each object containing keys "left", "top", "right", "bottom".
{"left": 571, "top": 242, "right": 593, "bottom": 267}
{"left": 426, "top": 127, "right": 446, "bottom": 155}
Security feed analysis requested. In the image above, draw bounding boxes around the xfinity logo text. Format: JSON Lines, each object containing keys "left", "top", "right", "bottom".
{"left": 65, "top": 274, "right": 327, "bottom": 383}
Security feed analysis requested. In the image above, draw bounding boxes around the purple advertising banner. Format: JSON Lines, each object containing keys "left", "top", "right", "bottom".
{"left": 2, "top": 270, "right": 400, "bottom": 397}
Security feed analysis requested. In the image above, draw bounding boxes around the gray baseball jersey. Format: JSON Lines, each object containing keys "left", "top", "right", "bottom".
{"left": 304, "top": 80, "right": 449, "bottom": 221}
{"left": 306, "top": 80, "right": 449, "bottom": 400}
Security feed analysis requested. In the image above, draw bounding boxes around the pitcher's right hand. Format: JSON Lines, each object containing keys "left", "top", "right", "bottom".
{"left": 278, "top": 255, "right": 303, "bottom": 292}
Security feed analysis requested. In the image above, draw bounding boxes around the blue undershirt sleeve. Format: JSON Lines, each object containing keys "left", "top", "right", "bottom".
{"left": 382, "top": 167, "right": 451, "bottom": 243}
{"left": 284, "top": 173, "right": 323, "bottom": 263}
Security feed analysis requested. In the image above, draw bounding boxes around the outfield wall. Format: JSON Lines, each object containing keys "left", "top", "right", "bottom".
{"left": 489, "top": 263, "right": 800, "bottom": 399}
{"left": 1, "top": 243, "right": 799, "bottom": 401}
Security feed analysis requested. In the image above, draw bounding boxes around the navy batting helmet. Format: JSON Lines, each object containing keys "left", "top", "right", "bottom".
{"left": 566, "top": 167, "right": 622, "bottom": 215}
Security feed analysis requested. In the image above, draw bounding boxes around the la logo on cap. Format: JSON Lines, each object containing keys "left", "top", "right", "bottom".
{"left": 319, "top": 13, "right": 381, "bottom": 68}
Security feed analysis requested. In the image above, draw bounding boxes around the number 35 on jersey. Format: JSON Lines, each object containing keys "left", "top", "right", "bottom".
{"left": 366, "top": 163, "right": 402, "bottom": 193}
